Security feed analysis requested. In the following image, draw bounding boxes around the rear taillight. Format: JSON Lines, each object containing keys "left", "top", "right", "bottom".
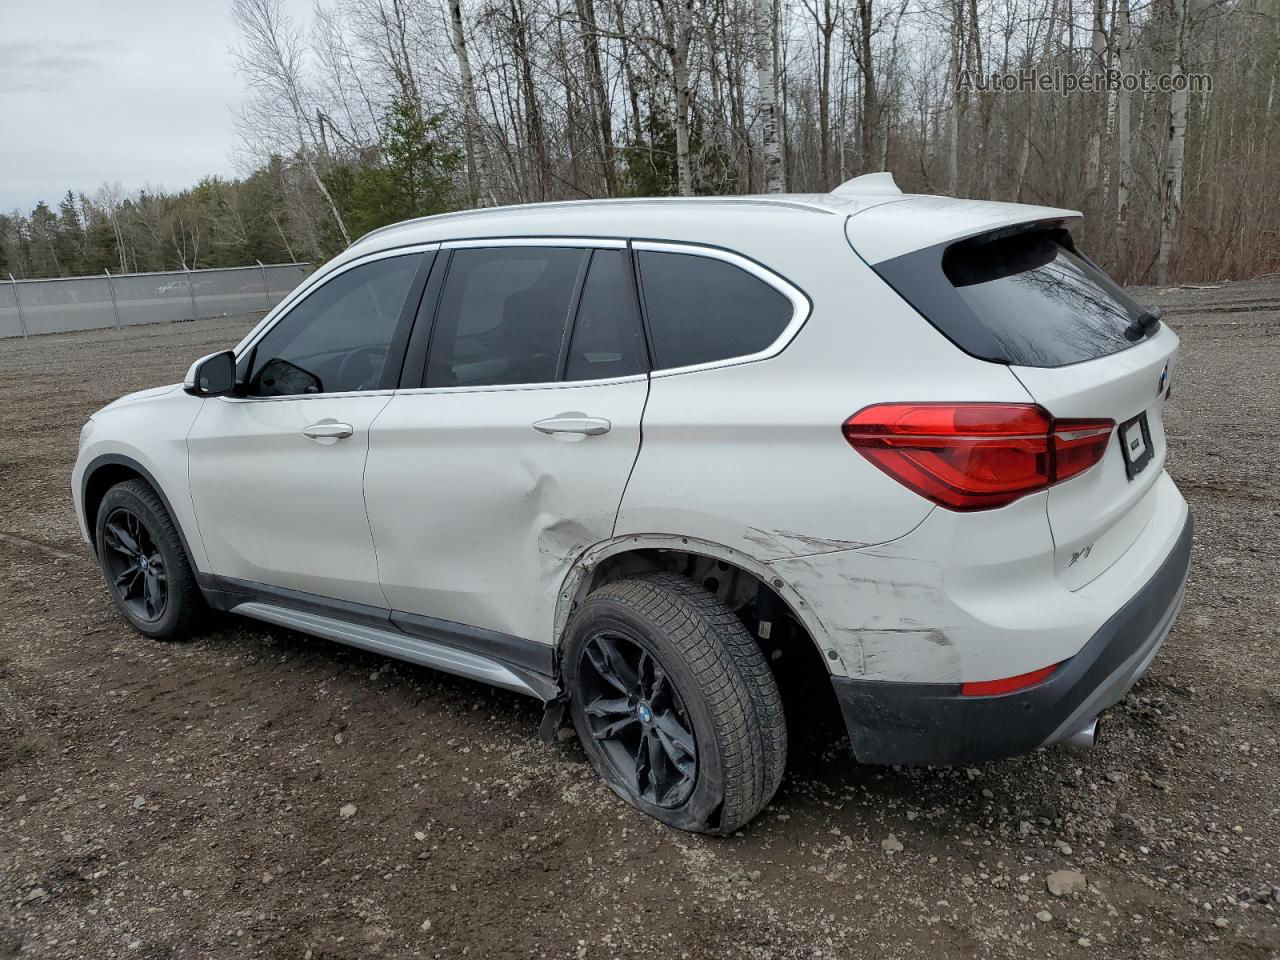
{"left": 842, "top": 403, "right": 1113, "bottom": 511}
{"left": 1052, "top": 419, "right": 1116, "bottom": 482}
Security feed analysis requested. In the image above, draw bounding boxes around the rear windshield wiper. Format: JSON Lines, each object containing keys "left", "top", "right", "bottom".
{"left": 1125, "top": 305, "right": 1162, "bottom": 341}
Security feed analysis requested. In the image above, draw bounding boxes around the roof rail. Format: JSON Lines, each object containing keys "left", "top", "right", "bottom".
{"left": 351, "top": 195, "right": 838, "bottom": 245}
{"left": 831, "top": 172, "right": 903, "bottom": 197}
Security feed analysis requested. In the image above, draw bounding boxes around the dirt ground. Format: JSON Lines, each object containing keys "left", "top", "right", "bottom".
{"left": 1, "top": 282, "right": 1278, "bottom": 960}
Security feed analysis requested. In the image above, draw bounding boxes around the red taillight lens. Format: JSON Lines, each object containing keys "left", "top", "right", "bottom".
{"left": 960, "top": 663, "right": 1058, "bottom": 696}
{"left": 842, "top": 403, "right": 1114, "bottom": 511}
{"left": 1052, "top": 420, "right": 1116, "bottom": 482}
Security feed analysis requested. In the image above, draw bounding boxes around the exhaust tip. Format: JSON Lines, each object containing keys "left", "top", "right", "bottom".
{"left": 1062, "top": 718, "right": 1100, "bottom": 749}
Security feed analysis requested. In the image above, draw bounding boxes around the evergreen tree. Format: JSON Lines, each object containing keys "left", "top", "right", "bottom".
{"left": 56, "top": 191, "right": 86, "bottom": 274}
{"left": 622, "top": 92, "right": 739, "bottom": 197}
{"left": 328, "top": 97, "right": 461, "bottom": 240}
{"left": 28, "top": 203, "right": 61, "bottom": 277}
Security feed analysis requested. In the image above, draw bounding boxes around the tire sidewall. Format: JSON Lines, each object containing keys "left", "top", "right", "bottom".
{"left": 95, "top": 485, "right": 187, "bottom": 638}
{"left": 564, "top": 599, "right": 729, "bottom": 832}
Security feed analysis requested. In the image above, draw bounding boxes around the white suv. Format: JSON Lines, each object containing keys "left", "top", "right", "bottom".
{"left": 73, "top": 175, "right": 1192, "bottom": 834}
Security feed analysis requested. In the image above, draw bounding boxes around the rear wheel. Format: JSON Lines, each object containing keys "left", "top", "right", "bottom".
{"left": 94, "top": 479, "right": 202, "bottom": 640}
{"left": 564, "top": 573, "right": 786, "bottom": 834}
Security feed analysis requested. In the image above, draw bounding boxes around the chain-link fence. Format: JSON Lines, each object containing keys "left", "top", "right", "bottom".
{"left": 0, "top": 263, "right": 312, "bottom": 339}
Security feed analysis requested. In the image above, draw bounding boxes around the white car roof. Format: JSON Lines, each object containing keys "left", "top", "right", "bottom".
{"left": 342, "top": 191, "right": 1080, "bottom": 267}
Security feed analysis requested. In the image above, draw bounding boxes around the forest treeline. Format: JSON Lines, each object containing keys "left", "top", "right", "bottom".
{"left": 3, "top": 0, "right": 1277, "bottom": 284}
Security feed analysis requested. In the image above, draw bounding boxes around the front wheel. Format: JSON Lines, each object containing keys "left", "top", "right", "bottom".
{"left": 563, "top": 573, "right": 787, "bottom": 834}
{"left": 94, "top": 479, "right": 203, "bottom": 640}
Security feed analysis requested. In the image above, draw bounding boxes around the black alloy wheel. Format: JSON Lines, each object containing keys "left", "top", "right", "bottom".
{"left": 564, "top": 574, "right": 787, "bottom": 834}
{"left": 100, "top": 506, "right": 168, "bottom": 622}
{"left": 578, "top": 632, "right": 698, "bottom": 807}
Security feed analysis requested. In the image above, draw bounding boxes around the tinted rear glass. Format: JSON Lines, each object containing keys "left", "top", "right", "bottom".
{"left": 873, "top": 229, "right": 1151, "bottom": 367}
{"left": 636, "top": 251, "right": 793, "bottom": 369}
{"left": 564, "top": 250, "right": 648, "bottom": 381}
{"left": 425, "top": 247, "right": 586, "bottom": 387}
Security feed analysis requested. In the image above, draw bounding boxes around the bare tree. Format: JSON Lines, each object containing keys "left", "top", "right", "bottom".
{"left": 756, "top": 0, "right": 785, "bottom": 191}
{"left": 853, "top": 0, "right": 880, "bottom": 174}
{"left": 946, "top": 0, "right": 964, "bottom": 194}
{"left": 94, "top": 182, "right": 129, "bottom": 274}
{"left": 575, "top": 0, "right": 620, "bottom": 193}
{"left": 1157, "top": 0, "right": 1190, "bottom": 285}
{"left": 1113, "top": 0, "right": 1133, "bottom": 278}
{"left": 507, "top": 0, "right": 553, "bottom": 200}
{"left": 447, "top": 0, "right": 498, "bottom": 205}
{"left": 231, "top": 0, "right": 351, "bottom": 245}
{"left": 666, "top": 0, "right": 696, "bottom": 195}
{"left": 1084, "top": 0, "right": 1108, "bottom": 203}
{"left": 29, "top": 0, "right": 1251, "bottom": 284}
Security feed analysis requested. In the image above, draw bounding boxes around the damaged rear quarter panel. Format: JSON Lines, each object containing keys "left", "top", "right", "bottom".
{"left": 766, "top": 491, "right": 1109, "bottom": 684}
{"left": 553, "top": 533, "right": 849, "bottom": 671}
{"left": 607, "top": 228, "right": 1048, "bottom": 680}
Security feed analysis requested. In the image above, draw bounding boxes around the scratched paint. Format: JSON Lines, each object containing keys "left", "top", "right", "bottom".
{"left": 763, "top": 484, "right": 1185, "bottom": 684}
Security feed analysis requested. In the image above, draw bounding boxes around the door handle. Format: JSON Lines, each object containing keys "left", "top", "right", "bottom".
{"left": 302, "top": 420, "right": 354, "bottom": 442}
{"left": 532, "top": 415, "right": 611, "bottom": 437}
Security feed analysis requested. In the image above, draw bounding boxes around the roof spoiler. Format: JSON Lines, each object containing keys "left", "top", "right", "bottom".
{"left": 832, "top": 172, "right": 903, "bottom": 197}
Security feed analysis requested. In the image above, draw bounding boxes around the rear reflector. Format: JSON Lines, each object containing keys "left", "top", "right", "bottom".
{"left": 960, "top": 664, "right": 1057, "bottom": 697}
{"left": 842, "top": 403, "right": 1114, "bottom": 511}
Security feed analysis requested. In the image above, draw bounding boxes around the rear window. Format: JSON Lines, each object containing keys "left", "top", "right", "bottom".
{"left": 636, "top": 251, "right": 793, "bottom": 370}
{"left": 872, "top": 228, "right": 1151, "bottom": 367}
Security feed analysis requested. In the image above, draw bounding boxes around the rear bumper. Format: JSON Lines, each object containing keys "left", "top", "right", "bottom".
{"left": 831, "top": 511, "right": 1193, "bottom": 765}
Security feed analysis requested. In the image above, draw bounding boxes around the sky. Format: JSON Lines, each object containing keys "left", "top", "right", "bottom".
{"left": 0, "top": 0, "right": 312, "bottom": 214}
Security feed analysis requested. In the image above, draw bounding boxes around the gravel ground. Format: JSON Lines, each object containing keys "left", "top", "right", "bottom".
{"left": 1, "top": 283, "right": 1278, "bottom": 960}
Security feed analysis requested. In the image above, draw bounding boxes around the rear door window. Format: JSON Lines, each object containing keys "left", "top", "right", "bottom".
{"left": 872, "top": 229, "right": 1151, "bottom": 367}
{"left": 635, "top": 250, "right": 794, "bottom": 370}
{"left": 564, "top": 250, "right": 648, "bottom": 381}
{"left": 425, "top": 247, "right": 587, "bottom": 387}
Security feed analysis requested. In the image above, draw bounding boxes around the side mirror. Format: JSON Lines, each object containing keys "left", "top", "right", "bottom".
{"left": 183, "top": 350, "right": 238, "bottom": 397}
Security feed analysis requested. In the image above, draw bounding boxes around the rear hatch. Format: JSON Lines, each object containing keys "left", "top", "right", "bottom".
{"left": 847, "top": 198, "right": 1177, "bottom": 589}
{"left": 1013, "top": 334, "right": 1175, "bottom": 588}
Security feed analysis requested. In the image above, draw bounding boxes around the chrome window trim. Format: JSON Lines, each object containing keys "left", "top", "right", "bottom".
{"left": 215, "top": 388, "right": 399, "bottom": 405}
{"left": 440, "top": 236, "right": 627, "bottom": 250}
{"left": 631, "top": 240, "right": 812, "bottom": 378}
{"left": 393, "top": 373, "right": 648, "bottom": 397}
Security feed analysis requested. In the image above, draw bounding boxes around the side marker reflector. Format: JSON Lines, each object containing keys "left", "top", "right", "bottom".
{"left": 960, "top": 664, "right": 1058, "bottom": 697}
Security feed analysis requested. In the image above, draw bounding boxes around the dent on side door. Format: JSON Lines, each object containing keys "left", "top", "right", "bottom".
{"left": 364, "top": 378, "right": 648, "bottom": 646}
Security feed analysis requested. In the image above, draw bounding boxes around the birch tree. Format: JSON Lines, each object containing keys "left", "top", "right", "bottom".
{"left": 448, "top": 0, "right": 496, "bottom": 204}
{"left": 1156, "top": 0, "right": 1190, "bottom": 285}
{"left": 1113, "top": 0, "right": 1133, "bottom": 278}
{"left": 666, "top": 0, "right": 696, "bottom": 196}
{"left": 946, "top": 0, "right": 964, "bottom": 194}
{"left": 231, "top": 0, "right": 351, "bottom": 246}
{"left": 756, "top": 0, "right": 785, "bottom": 191}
